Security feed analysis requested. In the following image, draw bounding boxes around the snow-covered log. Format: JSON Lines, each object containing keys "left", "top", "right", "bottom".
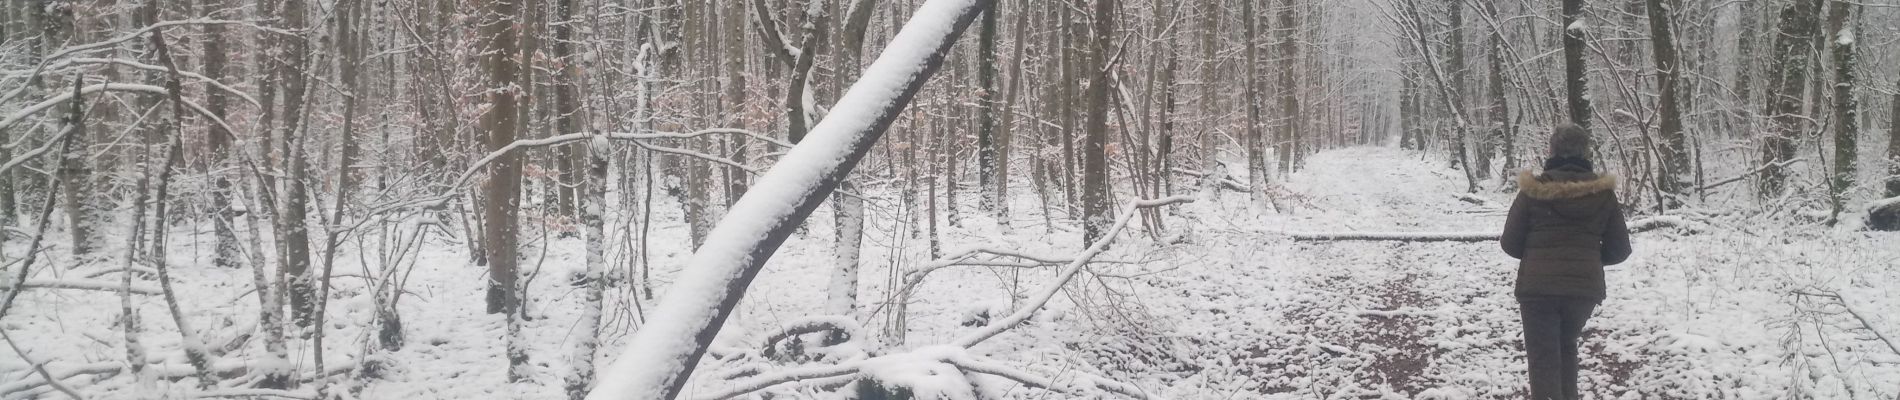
{"left": 1867, "top": 196, "right": 1900, "bottom": 231}
{"left": 0, "top": 279, "right": 162, "bottom": 295}
{"left": 1286, "top": 217, "right": 1686, "bottom": 242}
{"left": 584, "top": 1, "right": 993, "bottom": 398}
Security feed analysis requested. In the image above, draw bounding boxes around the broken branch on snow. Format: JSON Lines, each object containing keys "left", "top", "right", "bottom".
{"left": 1285, "top": 216, "right": 1686, "bottom": 242}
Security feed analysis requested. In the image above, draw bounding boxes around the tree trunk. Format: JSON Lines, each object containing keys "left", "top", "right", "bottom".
{"left": 1080, "top": 0, "right": 1115, "bottom": 244}
{"left": 1443, "top": 0, "right": 1471, "bottom": 178}
{"left": 995, "top": 1, "right": 1029, "bottom": 228}
{"left": 1276, "top": 0, "right": 1303, "bottom": 176}
{"left": 976, "top": 4, "right": 1000, "bottom": 214}
{"left": 1647, "top": 0, "right": 1689, "bottom": 201}
{"left": 1484, "top": 2, "right": 1511, "bottom": 178}
{"left": 1734, "top": 0, "right": 1759, "bottom": 130}
{"left": 566, "top": 134, "right": 609, "bottom": 400}
{"left": 1758, "top": 0, "right": 1823, "bottom": 198}
{"left": 1888, "top": 77, "right": 1899, "bottom": 199}
{"left": 1243, "top": 0, "right": 1268, "bottom": 207}
{"left": 1562, "top": 0, "right": 1593, "bottom": 129}
{"left": 275, "top": 0, "right": 317, "bottom": 328}
{"left": 1825, "top": 1, "right": 1856, "bottom": 217}
{"left": 724, "top": 0, "right": 749, "bottom": 206}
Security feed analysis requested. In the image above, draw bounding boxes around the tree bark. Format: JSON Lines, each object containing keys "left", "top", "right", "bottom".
{"left": 1758, "top": 0, "right": 1823, "bottom": 198}
{"left": 275, "top": 0, "right": 317, "bottom": 328}
{"left": 1562, "top": 0, "right": 1593, "bottom": 129}
{"left": 1483, "top": 2, "right": 1510, "bottom": 178}
{"left": 1825, "top": 0, "right": 1856, "bottom": 216}
{"left": 1647, "top": 0, "right": 1689, "bottom": 201}
{"left": 1888, "top": 77, "right": 1899, "bottom": 199}
{"left": 1244, "top": 0, "right": 1269, "bottom": 206}
{"left": 976, "top": 4, "right": 1000, "bottom": 213}
{"left": 1080, "top": 0, "right": 1115, "bottom": 244}
{"left": 1276, "top": 0, "right": 1303, "bottom": 176}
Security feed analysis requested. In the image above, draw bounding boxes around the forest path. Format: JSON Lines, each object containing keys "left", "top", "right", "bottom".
{"left": 1107, "top": 147, "right": 1681, "bottom": 399}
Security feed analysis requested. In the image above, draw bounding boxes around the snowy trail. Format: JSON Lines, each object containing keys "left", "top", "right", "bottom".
{"left": 1059, "top": 147, "right": 1889, "bottom": 399}
{"left": 6, "top": 147, "right": 1896, "bottom": 399}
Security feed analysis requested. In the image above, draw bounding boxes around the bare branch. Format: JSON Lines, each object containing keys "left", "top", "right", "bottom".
{"left": 954, "top": 196, "right": 1196, "bottom": 347}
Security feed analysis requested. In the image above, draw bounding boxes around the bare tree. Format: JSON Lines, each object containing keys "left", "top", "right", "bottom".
{"left": 1646, "top": 0, "right": 1689, "bottom": 201}
{"left": 977, "top": 4, "right": 1001, "bottom": 214}
{"left": 1825, "top": 0, "right": 1857, "bottom": 217}
{"left": 1244, "top": 0, "right": 1269, "bottom": 206}
{"left": 1081, "top": 0, "right": 1118, "bottom": 244}
{"left": 1888, "top": 78, "right": 1899, "bottom": 199}
{"left": 1562, "top": 0, "right": 1593, "bottom": 129}
{"left": 1273, "top": 0, "right": 1302, "bottom": 176}
{"left": 1758, "top": 0, "right": 1823, "bottom": 198}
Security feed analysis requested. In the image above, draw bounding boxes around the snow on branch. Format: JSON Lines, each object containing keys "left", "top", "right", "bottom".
{"left": 1, "top": 279, "right": 161, "bottom": 295}
{"left": 1285, "top": 216, "right": 1686, "bottom": 242}
{"left": 61, "top": 58, "right": 260, "bottom": 107}
{"left": 584, "top": 0, "right": 993, "bottom": 398}
{"left": 0, "top": 19, "right": 290, "bottom": 107}
{"left": 955, "top": 195, "right": 1195, "bottom": 348}
{"left": 417, "top": 128, "right": 779, "bottom": 210}
{"left": 896, "top": 247, "right": 1111, "bottom": 294}
{"left": 3, "top": 83, "right": 243, "bottom": 152}
{"left": 694, "top": 198, "right": 1188, "bottom": 399}
{"left": 1791, "top": 290, "right": 1900, "bottom": 358}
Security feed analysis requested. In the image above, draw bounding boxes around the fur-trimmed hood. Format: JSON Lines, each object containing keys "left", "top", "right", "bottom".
{"left": 1517, "top": 170, "right": 1617, "bottom": 200}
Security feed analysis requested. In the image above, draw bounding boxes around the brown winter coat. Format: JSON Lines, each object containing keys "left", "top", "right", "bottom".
{"left": 1501, "top": 169, "right": 1633, "bottom": 300}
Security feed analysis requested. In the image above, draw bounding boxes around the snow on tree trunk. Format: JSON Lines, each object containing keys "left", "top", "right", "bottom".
{"left": 1758, "top": 0, "right": 1822, "bottom": 198}
{"left": 1647, "top": 0, "right": 1690, "bottom": 202}
{"left": 1243, "top": 0, "right": 1269, "bottom": 208}
{"left": 827, "top": 182, "right": 865, "bottom": 316}
{"left": 1080, "top": 0, "right": 1114, "bottom": 245}
{"left": 1278, "top": 0, "right": 1305, "bottom": 176}
{"left": 196, "top": 0, "right": 241, "bottom": 269}
{"left": 566, "top": 136, "right": 611, "bottom": 400}
{"left": 1826, "top": 1, "right": 1857, "bottom": 218}
{"left": 976, "top": 5, "right": 999, "bottom": 214}
{"left": 584, "top": 1, "right": 993, "bottom": 398}
{"left": 1562, "top": 0, "right": 1593, "bottom": 130}
{"left": 1887, "top": 77, "right": 1899, "bottom": 200}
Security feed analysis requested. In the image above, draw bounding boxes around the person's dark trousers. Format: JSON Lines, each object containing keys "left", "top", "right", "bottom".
{"left": 1518, "top": 295, "right": 1598, "bottom": 400}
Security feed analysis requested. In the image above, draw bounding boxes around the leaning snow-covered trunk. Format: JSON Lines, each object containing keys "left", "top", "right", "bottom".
{"left": 585, "top": 1, "right": 993, "bottom": 398}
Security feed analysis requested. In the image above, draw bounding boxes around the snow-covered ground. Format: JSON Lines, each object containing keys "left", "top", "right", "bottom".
{"left": 4, "top": 147, "right": 1898, "bottom": 399}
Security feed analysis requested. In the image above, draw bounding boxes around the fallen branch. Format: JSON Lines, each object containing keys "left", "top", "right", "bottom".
{"left": 0, "top": 329, "right": 85, "bottom": 400}
{"left": 0, "top": 357, "right": 356, "bottom": 398}
{"left": 1699, "top": 158, "right": 1804, "bottom": 191}
{"left": 956, "top": 196, "right": 1194, "bottom": 347}
{"left": 695, "top": 197, "right": 1193, "bottom": 400}
{"left": 702, "top": 345, "right": 1162, "bottom": 400}
{"left": 1286, "top": 216, "right": 1686, "bottom": 242}
{"left": 1793, "top": 290, "right": 1900, "bottom": 358}
{"left": 1170, "top": 167, "right": 1248, "bottom": 192}
{"left": 0, "top": 279, "right": 162, "bottom": 295}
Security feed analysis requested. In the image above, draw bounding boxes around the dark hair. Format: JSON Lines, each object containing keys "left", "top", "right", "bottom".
{"left": 1549, "top": 123, "right": 1591, "bottom": 159}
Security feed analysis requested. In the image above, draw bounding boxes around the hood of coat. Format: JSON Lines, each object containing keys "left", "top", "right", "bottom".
{"left": 1518, "top": 170, "right": 1617, "bottom": 200}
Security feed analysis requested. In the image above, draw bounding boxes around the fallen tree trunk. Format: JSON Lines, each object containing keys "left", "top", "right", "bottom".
{"left": 1, "top": 279, "right": 163, "bottom": 295}
{"left": 585, "top": 1, "right": 993, "bottom": 399}
{"left": 1287, "top": 216, "right": 1686, "bottom": 242}
{"left": 1868, "top": 196, "right": 1900, "bottom": 231}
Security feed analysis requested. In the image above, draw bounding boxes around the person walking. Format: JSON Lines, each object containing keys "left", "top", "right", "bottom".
{"left": 1500, "top": 123, "right": 1633, "bottom": 400}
